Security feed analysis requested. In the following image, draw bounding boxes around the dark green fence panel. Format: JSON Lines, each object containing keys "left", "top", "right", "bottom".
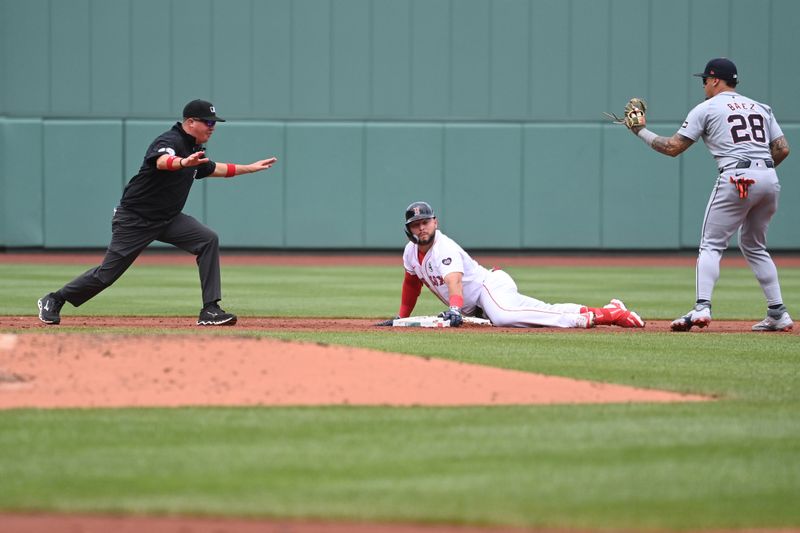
{"left": 529, "top": 0, "right": 570, "bottom": 120}
{"left": 490, "top": 0, "right": 530, "bottom": 119}
{"left": 42, "top": 121, "right": 123, "bottom": 247}
{"left": 51, "top": 1, "right": 91, "bottom": 116}
{"left": 332, "top": 0, "right": 371, "bottom": 117}
{"left": 285, "top": 123, "right": 363, "bottom": 247}
{"left": 0, "top": 0, "right": 5, "bottom": 115}
{"left": 450, "top": 0, "right": 491, "bottom": 118}
{"left": 3, "top": 0, "right": 49, "bottom": 116}
{"left": 410, "top": 0, "right": 450, "bottom": 118}
{"left": 253, "top": 0, "right": 292, "bottom": 118}
{"left": 291, "top": 0, "right": 332, "bottom": 117}
{"left": 767, "top": 124, "right": 800, "bottom": 248}
{"left": 372, "top": 0, "right": 412, "bottom": 117}
{"left": 172, "top": 0, "right": 213, "bottom": 113}
{"left": 772, "top": 0, "right": 800, "bottom": 120}
{"left": 1, "top": 0, "right": 798, "bottom": 250}
{"left": 1, "top": 120, "right": 44, "bottom": 246}
{"left": 522, "top": 125, "right": 602, "bottom": 248}
{"left": 91, "top": 0, "right": 132, "bottom": 116}
{"left": 206, "top": 123, "right": 286, "bottom": 248}
{"left": 364, "top": 123, "right": 444, "bottom": 248}
{"left": 570, "top": 0, "right": 610, "bottom": 120}
{"left": 211, "top": 0, "right": 253, "bottom": 119}
{"left": 443, "top": 124, "right": 522, "bottom": 248}
{"left": 649, "top": 1, "right": 691, "bottom": 122}
{"left": 602, "top": 124, "right": 681, "bottom": 249}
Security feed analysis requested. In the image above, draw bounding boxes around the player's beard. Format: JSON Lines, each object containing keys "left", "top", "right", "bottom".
{"left": 416, "top": 233, "right": 434, "bottom": 245}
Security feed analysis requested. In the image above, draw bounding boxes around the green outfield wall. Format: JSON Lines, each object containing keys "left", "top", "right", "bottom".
{"left": 1, "top": 0, "right": 799, "bottom": 250}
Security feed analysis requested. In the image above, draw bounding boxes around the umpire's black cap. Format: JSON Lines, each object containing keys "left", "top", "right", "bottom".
{"left": 183, "top": 99, "right": 226, "bottom": 122}
{"left": 693, "top": 58, "right": 738, "bottom": 83}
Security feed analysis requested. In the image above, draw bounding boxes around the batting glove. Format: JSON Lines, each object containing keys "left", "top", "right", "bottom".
{"left": 439, "top": 306, "right": 464, "bottom": 327}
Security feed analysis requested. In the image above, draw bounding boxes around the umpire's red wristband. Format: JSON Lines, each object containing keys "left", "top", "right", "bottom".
{"left": 225, "top": 163, "right": 236, "bottom": 178}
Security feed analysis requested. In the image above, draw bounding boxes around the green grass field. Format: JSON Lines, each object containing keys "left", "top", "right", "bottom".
{"left": 1, "top": 259, "right": 799, "bottom": 530}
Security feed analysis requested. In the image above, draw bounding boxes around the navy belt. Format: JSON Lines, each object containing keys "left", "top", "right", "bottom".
{"left": 720, "top": 159, "right": 774, "bottom": 173}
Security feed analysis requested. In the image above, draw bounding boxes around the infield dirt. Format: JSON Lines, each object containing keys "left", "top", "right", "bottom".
{"left": 1, "top": 252, "right": 795, "bottom": 533}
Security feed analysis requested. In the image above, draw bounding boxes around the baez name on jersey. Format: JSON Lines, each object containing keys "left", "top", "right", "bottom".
{"left": 727, "top": 102, "right": 757, "bottom": 111}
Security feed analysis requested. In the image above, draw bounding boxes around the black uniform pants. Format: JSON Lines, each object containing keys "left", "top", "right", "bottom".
{"left": 60, "top": 207, "right": 222, "bottom": 308}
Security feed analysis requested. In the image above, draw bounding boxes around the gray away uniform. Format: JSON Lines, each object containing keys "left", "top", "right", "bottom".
{"left": 679, "top": 91, "right": 785, "bottom": 307}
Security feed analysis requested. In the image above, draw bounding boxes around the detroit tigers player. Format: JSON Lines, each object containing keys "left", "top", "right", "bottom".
{"left": 376, "top": 202, "right": 645, "bottom": 329}
{"left": 622, "top": 58, "right": 792, "bottom": 332}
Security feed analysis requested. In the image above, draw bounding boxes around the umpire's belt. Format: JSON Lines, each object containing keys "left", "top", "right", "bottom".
{"left": 719, "top": 159, "right": 774, "bottom": 173}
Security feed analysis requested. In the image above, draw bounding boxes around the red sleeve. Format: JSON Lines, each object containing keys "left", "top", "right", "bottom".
{"left": 398, "top": 271, "right": 423, "bottom": 318}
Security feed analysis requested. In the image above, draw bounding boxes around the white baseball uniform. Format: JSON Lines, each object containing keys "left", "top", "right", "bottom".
{"left": 679, "top": 91, "right": 785, "bottom": 306}
{"left": 402, "top": 230, "right": 588, "bottom": 328}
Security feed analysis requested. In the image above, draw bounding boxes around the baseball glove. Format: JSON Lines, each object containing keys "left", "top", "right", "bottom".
{"left": 603, "top": 97, "right": 647, "bottom": 129}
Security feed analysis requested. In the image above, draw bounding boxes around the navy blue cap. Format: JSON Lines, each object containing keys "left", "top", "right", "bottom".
{"left": 693, "top": 58, "right": 738, "bottom": 83}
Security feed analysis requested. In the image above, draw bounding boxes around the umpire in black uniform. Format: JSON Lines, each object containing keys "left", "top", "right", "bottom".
{"left": 38, "top": 99, "right": 278, "bottom": 326}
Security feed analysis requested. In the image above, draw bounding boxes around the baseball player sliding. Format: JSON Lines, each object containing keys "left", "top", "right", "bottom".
{"left": 610, "top": 58, "right": 793, "bottom": 332}
{"left": 376, "top": 202, "right": 645, "bottom": 329}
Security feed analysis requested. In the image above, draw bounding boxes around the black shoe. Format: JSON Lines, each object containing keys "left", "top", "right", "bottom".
{"left": 38, "top": 293, "right": 64, "bottom": 325}
{"left": 197, "top": 303, "right": 237, "bottom": 326}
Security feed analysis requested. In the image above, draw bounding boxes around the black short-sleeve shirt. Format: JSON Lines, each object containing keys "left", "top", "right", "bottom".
{"left": 119, "top": 122, "right": 215, "bottom": 221}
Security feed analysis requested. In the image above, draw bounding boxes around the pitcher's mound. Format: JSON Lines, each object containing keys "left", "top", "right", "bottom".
{"left": 0, "top": 333, "right": 708, "bottom": 409}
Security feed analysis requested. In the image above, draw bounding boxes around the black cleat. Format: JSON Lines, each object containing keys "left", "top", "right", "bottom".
{"left": 197, "top": 303, "right": 237, "bottom": 326}
{"left": 37, "top": 293, "right": 64, "bottom": 325}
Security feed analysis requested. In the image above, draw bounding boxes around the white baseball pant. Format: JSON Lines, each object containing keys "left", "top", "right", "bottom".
{"left": 477, "top": 270, "right": 586, "bottom": 328}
